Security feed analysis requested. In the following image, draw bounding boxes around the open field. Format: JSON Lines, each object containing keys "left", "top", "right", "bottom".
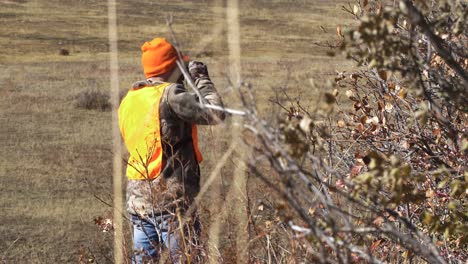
{"left": 1, "top": 0, "right": 355, "bottom": 262}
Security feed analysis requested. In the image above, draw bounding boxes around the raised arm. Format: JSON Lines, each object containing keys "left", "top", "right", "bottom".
{"left": 166, "top": 62, "right": 226, "bottom": 125}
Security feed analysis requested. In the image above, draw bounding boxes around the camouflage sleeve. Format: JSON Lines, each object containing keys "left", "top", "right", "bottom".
{"left": 166, "top": 78, "right": 226, "bottom": 125}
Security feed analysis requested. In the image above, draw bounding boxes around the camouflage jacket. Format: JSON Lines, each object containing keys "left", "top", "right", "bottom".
{"left": 125, "top": 77, "right": 225, "bottom": 216}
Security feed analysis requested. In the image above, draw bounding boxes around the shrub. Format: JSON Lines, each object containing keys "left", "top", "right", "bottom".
{"left": 75, "top": 89, "right": 111, "bottom": 111}
{"left": 240, "top": 0, "right": 467, "bottom": 263}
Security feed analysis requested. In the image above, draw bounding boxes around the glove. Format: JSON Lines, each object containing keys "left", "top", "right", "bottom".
{"left": 188, "top": 61, "right": 209, "bottom": 80}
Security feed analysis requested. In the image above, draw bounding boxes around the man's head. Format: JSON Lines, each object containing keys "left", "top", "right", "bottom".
{"left": 141, "top": 38, "right": 189, "bottom": 81}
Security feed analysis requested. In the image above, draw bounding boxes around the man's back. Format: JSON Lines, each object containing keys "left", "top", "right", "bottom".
{"left": 118, "top": 37, "right": 225, "bottom": 263}
{"left": 121, "top": 77, "right": 224, "bottom": 216}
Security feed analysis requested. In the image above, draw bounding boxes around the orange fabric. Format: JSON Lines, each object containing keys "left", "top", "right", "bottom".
{"left": 119, "top": 83, "right": 203, "bottom": 180}
{"left": 119, "top": 83, "right": 168, "bottom": 180}
{"left": 141, "top": 38, "right": 189, "bottom": 78}
{"left": 191, "top": 125, "right": 203, "bottom": 163}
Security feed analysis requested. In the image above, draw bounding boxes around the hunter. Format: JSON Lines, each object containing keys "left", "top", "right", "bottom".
{"left": 118, "top": 37, "right": 225, "bottom": 263}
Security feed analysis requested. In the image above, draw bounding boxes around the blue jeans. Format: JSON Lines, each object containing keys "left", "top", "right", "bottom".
{"left": 130, "top": 213, "right": 181, "bottom": 264}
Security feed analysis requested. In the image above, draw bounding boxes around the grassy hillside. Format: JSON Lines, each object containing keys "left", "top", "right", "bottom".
{"left": 0, "top": 0, "right": 354, "bottom": 262}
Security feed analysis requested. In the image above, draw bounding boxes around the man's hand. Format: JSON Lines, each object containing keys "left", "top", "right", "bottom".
{"left": 188, "top": 61, "right": 209, "bottom": 80}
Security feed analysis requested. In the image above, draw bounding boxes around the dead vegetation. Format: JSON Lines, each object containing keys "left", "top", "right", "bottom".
{"left": 75, "top": 89, "right": 111, "bottom": 111}
{"left": 11, "top": 0, "right": 465, "bottom": 263}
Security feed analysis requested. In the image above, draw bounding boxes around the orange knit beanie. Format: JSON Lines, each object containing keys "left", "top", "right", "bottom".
{"left": 141, "top": 38, "right": 189, "bottom": 78}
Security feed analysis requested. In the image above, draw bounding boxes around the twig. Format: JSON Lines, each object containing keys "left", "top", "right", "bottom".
{"left": 401, "top": 0, "right": 468, "bottom": 86}
{"left": 166, "top": 18, "right": 247, "bottom": 117}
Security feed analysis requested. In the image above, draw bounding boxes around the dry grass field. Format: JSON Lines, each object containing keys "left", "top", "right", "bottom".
{"left": 0, "top": 0, "right": 355, "bottom": 262}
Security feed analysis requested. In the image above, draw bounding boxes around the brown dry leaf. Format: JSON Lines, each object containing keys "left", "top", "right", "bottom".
{"left": 354, "top": 102, "right": 362, "bottom": 111}
{"left": 351, "top": 164, "right": 363, "bottom": 176}
{"left": 94, "top": 216, "right": 103, "bottom": 225}
{"left": 378, "top": 70, "right": 388, "bottom": 81}
{"left": 350, "top": 73, "right": 361, "bottom": 80}
{"left": 353, "top": 5, "right": 359, "bottom": 15}
{"left": 308, "top": 207, "right": 316, "bottom": 216}
{"left": 363, "top": 0, "right": 368, "bottom": 8}
{"left": 357, "top": 123, "right": 365, "bottom": 132}
{"left": 258, "top": 204, "right": 264, "bottom": 211}
{"left": 398, "top": 88, "right": 408, "bottom": 99}
{"left": 373, "top": 217, "right": 384, "bottom": 227}
{"left": 337, "top": 120, "right": 346, "bottom": 128}
{"left": 456, "top": 236, "right": 463, "bottom": 247}
{"left": 336, "top": 179, "right": 345, "bottom": 188}
{"left": 372, "top": 116, "right": 379, "bottom": 124}
{"left": 426, "top": 189, "right": 435, "bottom": 198}
{"left": 354, "top": 219, "right": 364, "bottom": 226}
{"left": 351, "top": 253, "right": 361, "bottom": 263}
{"left": 366, "top": 116, "right": 379, "bottom": 125}
{"left": 94, "top": 217, "right": 114, "bottom": 233}
{"left": 431, "top": 55, "right": 444, "bottom": 67}
{"left": 324, "top": 92, "right": 336, "bottom": 104}
{"left": 370, "top": 239, "right": 382, "bottom": 252}
{"left": 400, "top": 140, "right": 410, "bottom": 150}
{"left": 299, "top": 117, "right": 313, "bottom": 133}
{"left": 332, "top": 88, "right": 339, "bottom": 97}
{"left": 370, "top": 124, "right": 380, "bottom": 134}
{"left": 336, "top": 26, "right": 343, "bottom": 38}
{"left": 385, "top": 102, "right": 393, "bottom": 112}
{"left": 378, "top": 100, "right": 385, "bottom": 111}
{"left": 377, "top": 3, "right": 383, "bottom": 15}
{"left": 402, "top": 250, "right": 411, "bottom": 260}
{"left": 360, "top": 115, "right": 368, "bottom": 124}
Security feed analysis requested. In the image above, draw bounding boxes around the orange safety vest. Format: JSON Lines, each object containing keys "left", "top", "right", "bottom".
{"left": 118, "top": 82, "right": 203, "bottom": 180}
